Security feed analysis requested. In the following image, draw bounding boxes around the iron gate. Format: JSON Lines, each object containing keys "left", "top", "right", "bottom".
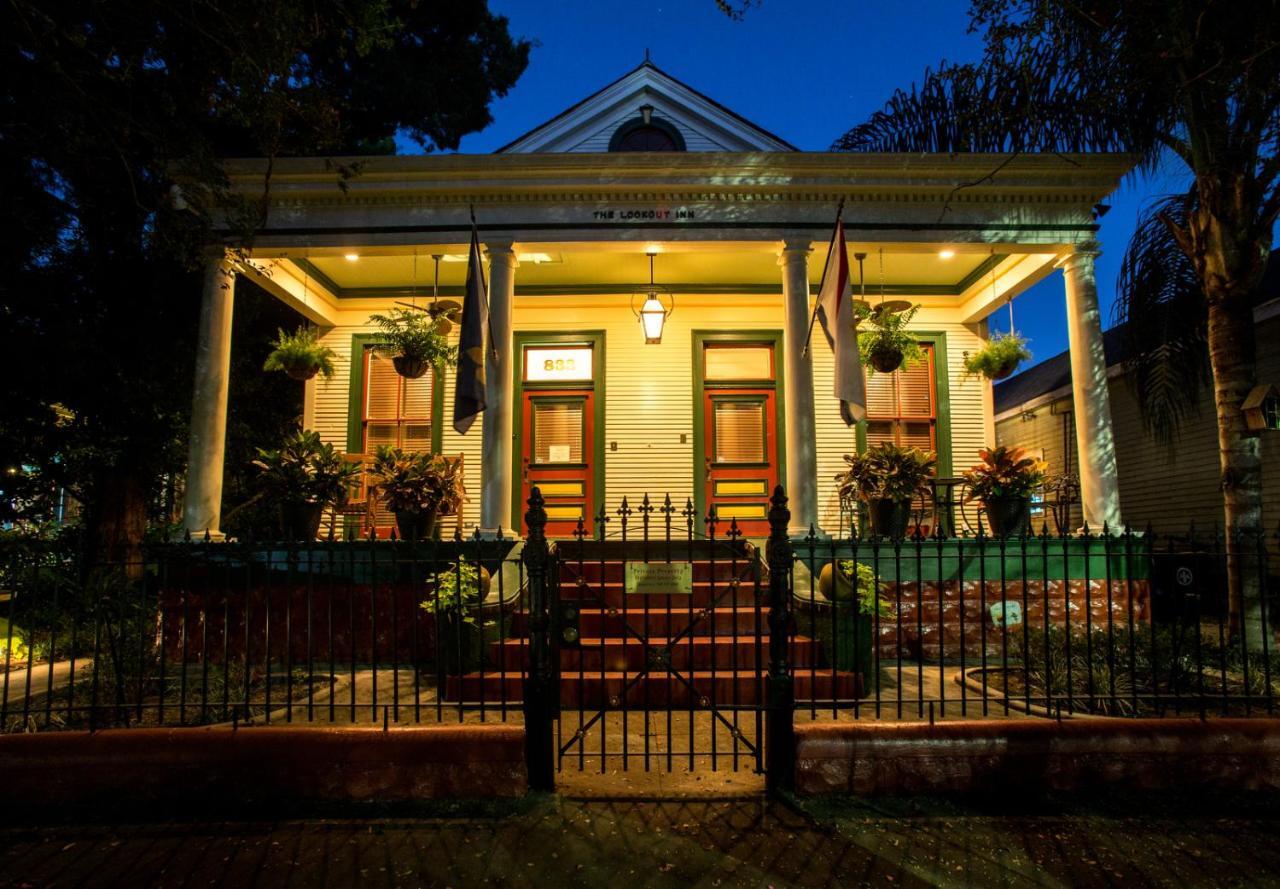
{"left": 521, "top": 488, "right": 796, "bottom": 790}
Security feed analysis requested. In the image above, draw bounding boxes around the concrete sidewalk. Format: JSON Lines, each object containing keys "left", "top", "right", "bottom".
{"left": 0, "top": 794, "right": 1276, "bottom": 888}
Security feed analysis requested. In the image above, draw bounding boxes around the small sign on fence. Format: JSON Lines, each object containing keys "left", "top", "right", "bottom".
{"left": 988, "top": 600, "right": 1023, "bottom": 627}
{"left": 625, "top": 562, "right": 693, "bottom": 595}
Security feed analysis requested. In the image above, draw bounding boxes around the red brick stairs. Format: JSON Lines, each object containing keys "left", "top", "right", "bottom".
{"left": 445, "top": 540, "right": 860, "bottom": 707}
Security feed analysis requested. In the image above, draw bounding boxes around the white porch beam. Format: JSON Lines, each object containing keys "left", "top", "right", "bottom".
{"left": 182, "top": 255, "right": 236, "bottom": 540}
{"left": 1059, "top": 247, "right": 1122, "bottom": 529}
{"left": 481, "top": 242, "right": 518, "bottom": 535}
{"left": 956, "top": 253, "right": 1059, "bottom": 324}
{"left": 780, "top": 239, "right": 820, "bottom": 535}
{"left": 235, "top": 257, "right": 340, "bottom": 327}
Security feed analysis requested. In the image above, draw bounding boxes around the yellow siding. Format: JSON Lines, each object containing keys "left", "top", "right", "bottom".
{"left": 306, "top": 296, "right": 992, "bottom": 534}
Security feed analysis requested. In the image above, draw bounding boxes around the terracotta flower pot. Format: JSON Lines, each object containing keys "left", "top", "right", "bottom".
{"left": 392, "top": 355, "right": 429, "bottom": 379}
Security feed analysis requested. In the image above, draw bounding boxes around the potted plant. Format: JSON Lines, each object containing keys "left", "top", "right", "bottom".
{"left": 421, "top": 561, "right": 492, "bottom": 675}
{"left": 837, "top": 443, "right": 937, "bottom": 538}
{"left": 962, "top": 446, "right": 1048, "bottom": 536}
{"left": 368, "top": 308, "right": 456, "bottom": 380}
{"left": 262, "top": 327, "right": 336, "bottom": 381}
{"left": 367, "top": 447, "right": 463, "bottom": 541}
{"left": 858, "top": 305, "right": 926, "bottom": 374}
{"left": 964, "top": 331, "right": 1032, "bottom": 381}
{"left": 252, "top": 430, "right": 361, "bottom": 541}
{"left": 816, "top": 560, "right": 892, "bottom": 684}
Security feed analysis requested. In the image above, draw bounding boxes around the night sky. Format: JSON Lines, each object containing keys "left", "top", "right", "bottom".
{"left": 442, "top": 0, "right": 1197, "bottom": 364}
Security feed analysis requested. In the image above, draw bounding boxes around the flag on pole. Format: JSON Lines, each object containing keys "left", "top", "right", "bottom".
{"left": 813, "top": 218, "right": 866, "bottom": 425}
{"left": 452, "top": 221, "right": 488, "bottom": 434}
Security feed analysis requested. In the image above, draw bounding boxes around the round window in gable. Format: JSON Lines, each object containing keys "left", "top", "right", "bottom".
{"left": 609, "top": 118, "right": 686, "bottom": 152}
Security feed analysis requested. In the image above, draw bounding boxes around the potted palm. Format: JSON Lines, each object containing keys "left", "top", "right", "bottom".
{"left": 369, "top": 308, "right": 456, "bottom": 380}
{"left": 963, "top": 446, "right": 1048, "bottom": 536}
{"left": 837, "top": 443, "right": 937, "bottom": 538}
{"left": 252, "top": 430, "right": 361, "bottom": 541}
{"left": 262, "top": 327, "right": 336, "bottom": 381}
{"left": 964, "top": 332, "right": 1032, "bottom": 381}
{"left": 421, "top": 561, "right": 492, "bottom": 675}
{"left": 858, "top": 305, "right": 926, "bottom": 374}
{"left": 367, "top": 447, "right": 463, "bottom": 541}
{"left": 816, "top": 560, "right": 892, "bottom": 685}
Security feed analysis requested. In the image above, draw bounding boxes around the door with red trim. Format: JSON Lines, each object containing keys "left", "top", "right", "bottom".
{"left": 703, "top": 389, "right": 778, "bottom": 537}
{"left": 521, "top": 390, "right": 595, "bottom": 537}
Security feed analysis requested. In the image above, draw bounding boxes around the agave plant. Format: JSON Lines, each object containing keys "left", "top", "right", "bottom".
{"left": 263, "top": 327, "right": 336, "bottom": 381}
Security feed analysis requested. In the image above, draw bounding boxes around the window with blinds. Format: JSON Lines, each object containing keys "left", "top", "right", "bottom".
{"left": 864, "top": 344, "right": 936, "bottom": 452}
{"left": 532, "top": 401, "right": 584, "bottom": 464}
{"left": 713, "top": 400, "right": 767, "bottom": 464}
{"left": 362, "top": 349, "right": 434, "bottom": 453}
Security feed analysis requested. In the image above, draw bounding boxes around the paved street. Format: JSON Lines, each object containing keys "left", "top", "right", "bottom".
{"left": 1, "top": 793, "right": 1278, "bottom": 888}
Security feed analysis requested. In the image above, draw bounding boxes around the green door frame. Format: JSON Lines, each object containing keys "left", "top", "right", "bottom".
{"left": 691, "top": 330, "right": 787, "bottom": 524}
{"left": 511, "top": 331, "right": 607, "bottom": 527}
{"left": 853, "top": 330, "right": 954, "bottom": 476}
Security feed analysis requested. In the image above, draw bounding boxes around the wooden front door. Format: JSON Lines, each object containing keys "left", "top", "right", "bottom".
{"left": 521, "top": 390, "right": 595, "bottom": 537}
{"left": 703, "top": 389, "right": 778, "bottom": 536}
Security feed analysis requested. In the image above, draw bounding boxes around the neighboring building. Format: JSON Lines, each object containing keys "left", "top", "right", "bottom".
{"left": 183, "top": 60, "right": 1133, "bottom": 539}
{"left": 995, "top": 251, "right": 1280, "bottom": 534}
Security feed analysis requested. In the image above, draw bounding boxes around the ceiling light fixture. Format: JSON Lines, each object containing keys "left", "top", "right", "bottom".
{"left": 938, "top": 249, "right": 955, "bottom": 260}
{"left": 344, "top": 252, "right": 360, "bottom": 262}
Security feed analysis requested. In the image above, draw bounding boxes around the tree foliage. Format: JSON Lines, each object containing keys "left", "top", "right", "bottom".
{"left": 0, "top": 1, "right": 529, "bottom": 547}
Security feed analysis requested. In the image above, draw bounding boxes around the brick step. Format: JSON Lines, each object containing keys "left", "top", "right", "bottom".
{"left": 491, "top": 635, "right": 822, "bottom": 671}
{"left": 555, "top": 582, "right": 760, "bottom": 610}
{"left": 511, "top": 607, "right": 767, "bottom": 637}
{"left": 444, "top": 670, "right": 862, "bottom": 707}
{"left": 559, "top": 561, "right": 758, "bottom": 583}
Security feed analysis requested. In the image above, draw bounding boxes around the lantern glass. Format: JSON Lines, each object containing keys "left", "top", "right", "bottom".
{"left": 640, "top": 295, "right": 666, "bottom": 343}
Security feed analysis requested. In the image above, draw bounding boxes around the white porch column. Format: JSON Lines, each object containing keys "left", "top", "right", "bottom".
{"left": 780, "top": 239, "right": 820, "bottom": 535}
{"left": 1059, "top": 247, "right": 1122, "bottom": 528}
{"left": 182, "top": 254, "right": 236, "bottom": 539}
{"left": 481, "top": 243, "right": 517, "bottom": 535}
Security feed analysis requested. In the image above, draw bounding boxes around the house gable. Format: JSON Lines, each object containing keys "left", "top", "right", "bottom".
{"left": 498, "top": 60, "right": 796, "bottom": 154}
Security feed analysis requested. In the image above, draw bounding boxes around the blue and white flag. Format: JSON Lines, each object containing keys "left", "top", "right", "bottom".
{"left": 452, "top": 222, "right": 489, "bottom": 434}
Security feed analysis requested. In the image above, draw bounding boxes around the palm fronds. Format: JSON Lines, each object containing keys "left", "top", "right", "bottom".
{"left": 1115, "top": 191, "right": 1209, "bottom": 444}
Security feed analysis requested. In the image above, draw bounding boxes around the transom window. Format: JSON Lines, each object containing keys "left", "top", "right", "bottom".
{"left": 864, "top": 344, "right": 937, "bottom": 453}
{"left": 362, "top": 348, "right": 434, "bottom": 452}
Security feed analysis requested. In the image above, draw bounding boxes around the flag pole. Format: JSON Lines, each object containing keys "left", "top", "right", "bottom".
{"left": 470, "top": 204, "right": 500, "bottom": 361}
{"left": 800, "top": 197, "right": 846, "bottom": 358}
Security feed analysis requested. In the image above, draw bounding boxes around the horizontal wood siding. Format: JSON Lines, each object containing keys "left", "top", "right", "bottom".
{"left": 995, "top": 313, "right": 1280, "bottom": 534}
{"left": 307, "top": 297, "right": 990, "bottom": 535}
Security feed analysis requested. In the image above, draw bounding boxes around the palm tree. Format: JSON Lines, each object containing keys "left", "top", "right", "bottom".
{"left": 834, "top": 0, "right": 1279, "bottom": 649}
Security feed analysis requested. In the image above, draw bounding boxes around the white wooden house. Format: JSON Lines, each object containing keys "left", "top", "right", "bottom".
{"left": 184, "top": 60, "right": 1132, "bottom": 539}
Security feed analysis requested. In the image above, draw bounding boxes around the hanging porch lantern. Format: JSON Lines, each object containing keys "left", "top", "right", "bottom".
{"left": 632, "top": 250, "right": 675, "bottom": 344}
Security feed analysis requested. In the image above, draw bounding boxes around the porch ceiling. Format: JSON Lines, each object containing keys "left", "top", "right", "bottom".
{"left": 296, "top": 242, "right": 1050, "bottom": 300}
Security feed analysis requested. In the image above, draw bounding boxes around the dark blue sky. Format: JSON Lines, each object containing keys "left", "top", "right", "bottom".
{"left": 448, "top": 0, "right": 1196, "bottom": 362}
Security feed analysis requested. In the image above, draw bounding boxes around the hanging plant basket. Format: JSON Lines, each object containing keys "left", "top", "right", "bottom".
{"left": 964, "top": 332, "right": 1032, "bottom": 382}
{"left": 868, "top": 345, "right": 905, "bottom": 374}
{"left": 392, "top": 355, "right": 430, "bottom": 379}
{"left": 263, "top": 327, "right": 336, "bottom": 382}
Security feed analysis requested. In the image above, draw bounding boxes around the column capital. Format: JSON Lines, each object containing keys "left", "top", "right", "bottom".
{"left": 778, "top": 238, "right": 813, "bottom": 263}
{"left": 1055, "top": 243, "right": 1101, "bottom": 271}
{"left": 484, "top": 240, "right": 519, "bottom": 266}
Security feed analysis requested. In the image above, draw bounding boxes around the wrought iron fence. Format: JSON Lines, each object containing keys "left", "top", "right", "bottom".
{"left": 0, "top": 533, "right": 528, "bottom": 733}
{"left": 789, "top": 511, "right": 1278, "bottom": 722}
{"left": 1, "top": 487, "right": 1276, "bottom": 796}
